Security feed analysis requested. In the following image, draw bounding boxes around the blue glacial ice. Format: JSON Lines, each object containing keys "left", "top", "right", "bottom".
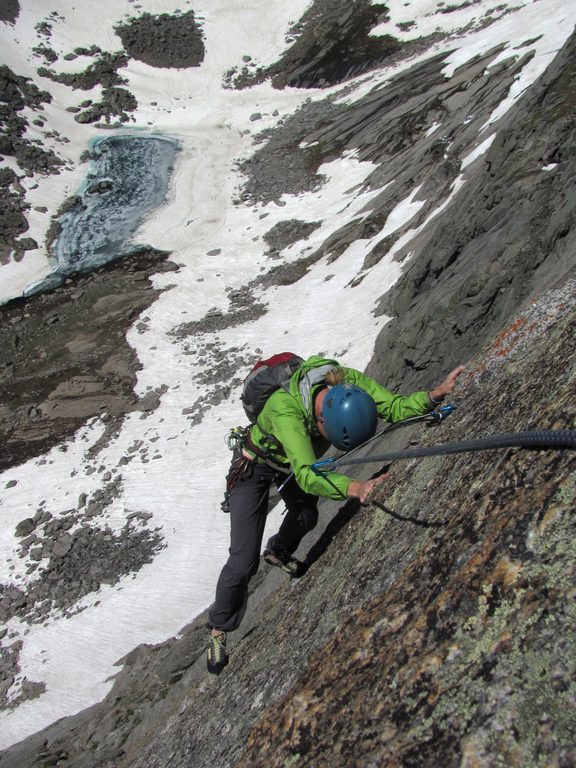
{"left": 25, "top": 134, "right": 179, "bottom": 295}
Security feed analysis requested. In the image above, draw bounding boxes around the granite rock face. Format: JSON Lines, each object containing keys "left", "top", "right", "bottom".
{"left": 367, "top": 30, "right": 576, "bottom": 394}
{"left": 231, "top": 0, "right": 439, "bottom": 90}
{"left": 3, "top": 280, "right": 574, "bottom": 768}
{"left": 233, "top": 280, "right": 576, "bottom": 768}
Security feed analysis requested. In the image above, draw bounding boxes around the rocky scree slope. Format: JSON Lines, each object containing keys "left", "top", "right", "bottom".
{"left": 0, "top": 249, "right": 178, "bottom": 472}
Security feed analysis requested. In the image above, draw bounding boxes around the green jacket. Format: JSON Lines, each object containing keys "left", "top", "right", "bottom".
{"left": 248, "top": 355, "right": 433, "bottom": 499}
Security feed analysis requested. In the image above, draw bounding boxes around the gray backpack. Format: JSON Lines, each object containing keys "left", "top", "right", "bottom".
{"left": 241, "top": 353, "right": 303, "bottom": 422}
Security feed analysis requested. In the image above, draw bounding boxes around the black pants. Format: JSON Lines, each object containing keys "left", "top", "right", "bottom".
{"left": 208, "top": 452, "right": 318, "bottom": 632}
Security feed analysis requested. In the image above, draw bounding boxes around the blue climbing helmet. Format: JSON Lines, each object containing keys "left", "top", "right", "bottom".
{"left": 321, "top": 383, "right": 378, "bottom": 451}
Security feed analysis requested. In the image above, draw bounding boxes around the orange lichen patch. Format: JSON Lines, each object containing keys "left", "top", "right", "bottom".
{"left": 460, "top": 362, "right": 487, "bottom": 387}
{"left": 460, "top": 734, "right": 495, "bottom": 768}
{"left": 489, "top": 557, "right": 523, "bottom": 589}
{"left": 489, "top": 630, "right": 513, "bottom": 655}
{"left": 460, "top": 317, "right": 530, "bottom": 385}
{"left": 461, "top": 317, "right": 534, "bottom": 388}
{"left": 489, "top": 316, "right": 531, "bottom": 358}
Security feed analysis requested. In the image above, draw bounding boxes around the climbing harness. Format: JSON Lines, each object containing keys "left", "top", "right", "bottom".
{"left": 221, "top": 424, "right": 291, "bottom": 512}
{"left": 311, "top": 428, "right": 576, "bottom": 475}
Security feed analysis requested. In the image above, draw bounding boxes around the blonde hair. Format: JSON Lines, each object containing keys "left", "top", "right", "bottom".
{"left": 325, "top": 366, "right": 345, "bottom": 386}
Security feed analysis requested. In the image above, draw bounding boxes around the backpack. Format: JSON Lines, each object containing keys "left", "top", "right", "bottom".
{"left": 241, "top": 353, "right": 303, "bottom": 422}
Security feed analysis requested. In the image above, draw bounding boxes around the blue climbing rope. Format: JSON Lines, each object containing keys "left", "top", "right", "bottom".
{"left": 312, "top": 429, "right": 576, "bottom": 473}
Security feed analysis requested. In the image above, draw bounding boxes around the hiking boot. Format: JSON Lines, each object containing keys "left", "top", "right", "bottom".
{"left": 263, "top": 546, "right": 306, "bottom": 578}
{"left": 207, "top": 631, "right": 228, "bottom": 675}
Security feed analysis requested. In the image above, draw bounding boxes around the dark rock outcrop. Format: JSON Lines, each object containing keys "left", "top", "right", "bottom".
{"left": 36, "top": 53, "right": 138, "bottom": 124}
{"left": 37, "top": 52, "right": 129, "bottom": 91}
{"left": 0, "top": 249, "right": 178, "bottom": 472}
{"left": 0, "top": 168, "right": 29, "bottom": 264}
{"left": 72, "top": 86, "right": 137, "bottom": 124}
{"left": 262, "top": 0, "right": 401, "bottom": 89}
{"left": 114, "top": 11, "right": 205, "bottom": 69}
{"left": 263, "top": 219, "right": 322, "bottom": 259}
{"left": 230, "top": 0, "right": 442, "bottom": 90}
{"left": 0, "top": 0, "right": 19, "bottom": 24}
{"left": 0, "top": 62, "right": 65, "bottom": 261}
{"left": 367, "top": 28, "right": 576, "bottom": 394}
{"left": 2, "top": 509, "right": 164, "bottom": 627}
{"left": 0, "top": 65, "right": 62, "bottom": 257}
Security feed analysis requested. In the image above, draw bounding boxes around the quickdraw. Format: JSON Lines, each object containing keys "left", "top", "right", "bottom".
{"left": 221, "top": 427, "right": 251, "bottom": 513}
{"left": 225, "top": 426, "right": 250, "bottom": 452}
{"left": 221, "top": 453, "right": 253, "bottom": 513}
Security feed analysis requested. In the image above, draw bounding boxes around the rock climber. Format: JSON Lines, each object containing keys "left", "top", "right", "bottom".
{"left": 207, "top": 354, "right": 465, "bottom": 674}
